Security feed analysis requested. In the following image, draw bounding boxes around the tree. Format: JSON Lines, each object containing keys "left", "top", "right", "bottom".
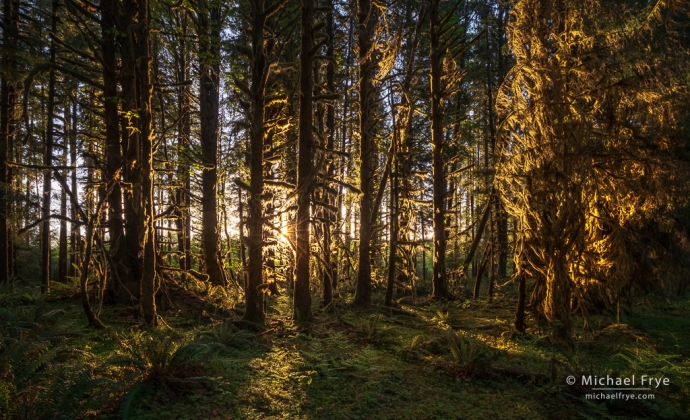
{"left": 294, "top": 0, "right": 315, "bottom": 322}
{"left": 496, "top": 0, "right": 690, "bottom": 343}
{"left": 353, "top": 0, "right": 379, "bottom": 307}
{"left": 0, "top": 0, "right": 18, "bottom": 283}
{"left": 198, "top": 0, "right": 226, "bottom": 287}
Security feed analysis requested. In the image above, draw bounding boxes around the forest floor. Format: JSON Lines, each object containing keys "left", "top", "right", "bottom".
{"left": 4, "top": 281, "right": 690, "bottom": 420}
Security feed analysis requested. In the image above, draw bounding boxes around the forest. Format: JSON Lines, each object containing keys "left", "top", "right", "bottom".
{"left": 1, "top": 0, "right": 690, "bottom": 418}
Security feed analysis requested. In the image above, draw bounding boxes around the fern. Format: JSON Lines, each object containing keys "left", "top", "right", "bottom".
{"left": 104, "top": 330, "right": 222, "bottom": 383}
{"left": 445, "top": 329, "right": 493, "bottom": 375}
{"left": 356, "top": 314, "right": 384, "bottom": 340}
{"left": 120, "top": 383, "right": 146, "bottom": 420}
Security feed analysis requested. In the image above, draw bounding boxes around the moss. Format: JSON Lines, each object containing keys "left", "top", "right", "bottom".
{"left": 2, "top": 287, "right": 689, "bottom": 419}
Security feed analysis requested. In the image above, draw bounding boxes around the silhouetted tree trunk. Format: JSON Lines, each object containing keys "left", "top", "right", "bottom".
{"left": 101, "top": 0, "right": 128, "bottom": 297}
{"left": 69, "top": 97, "right": 78, "bottom": 277}
{"left": 243, "top": 0, "right": 276, "bottom": 325}
{"left": 429, "top": 0, "right": 451, "bottom": 299}
{"left": 385, "top": 110, "right": 398, "bottom": 307}
{"left": 0, "top": 0, "right": 17, "bottom": 283}
{"left": 120, "top": 2, "right": 144, "bottom": 297}
{"left": 321, "top": 0, "right": 336, "bottom": 306}
{"left": 294, "top": 0, "right": 315, "bottom": 322}
{"left": 58, "top": 168, "right": 67, "bottom": 283}
{"left": 174, "top": 13, "right": 192, "bottom": 272}
{"left": 41, "top": 0, "right": 59, "bottom": 292}
{"left": 120, "top": 0, "right": 157, "bottom": 325}
{"left": 199, "top": 0, "right": 225, "bottom": 286}
{"left": 353, "top": 0, "right": 378, "bottom": 307}
{"left": 514, "top": 272, "right": 526, "bottom": 332}
{"left": 136, "top": 0, "right": 157, "bottom": 326}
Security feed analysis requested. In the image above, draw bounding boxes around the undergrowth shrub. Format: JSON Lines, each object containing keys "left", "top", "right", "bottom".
{"left": 0, "top": 284, "right": 107, "bottom": 420}
{"left": 199, "top": 322, "right": 254, "bottom": 349}
{"left": 103, "top": 330, "right": 223, "bottom": 419}
{"left": 444, "top": 329, "right": 494, "bottom": 377}
{"left": 104, "top": 330, "right": 221, "bottom": 383}
{"left": 355, "top": 314, "right": 383, "bottom": 340}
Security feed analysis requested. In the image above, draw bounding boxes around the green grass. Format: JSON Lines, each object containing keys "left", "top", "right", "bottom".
{"left": 2, "top": 285, "right": 689, "bottom": 419}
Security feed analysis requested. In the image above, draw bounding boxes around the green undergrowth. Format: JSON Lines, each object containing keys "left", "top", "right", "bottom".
{"left": 1, "top": 282, "right": 689, "bottom": 419}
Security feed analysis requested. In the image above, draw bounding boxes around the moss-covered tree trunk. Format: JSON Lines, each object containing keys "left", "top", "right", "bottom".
{"left": 429, "top": 0, "right": 451, "bottom": 299}
{"left": 294, "top": 0, "right": 315, "bottom": 322}
{"left": 353, "top": 0, "right": 378, "bottom": 307}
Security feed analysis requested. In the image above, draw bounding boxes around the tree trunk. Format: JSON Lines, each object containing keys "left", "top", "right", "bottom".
{"left": 294, "top": 0, "right": 315, "bottom": 322}
{"left": 120, "top": 0, "right": 157, "bottom": 325}
{"left": 385, "top": 140, "right": 398, "bottom": 307}
{"left": 353, "top": 0, "right": 378, "bottom": 307}
{"left": 199, "top": 1, "right": 225, "bottom": 286}
{"left": 429, "top": 0, "right": 452, "bottom": 299}
{"left": 101, "top": 0, "right": 128, "bottom": 297}
{"left": 514, "top": 272, "right": 526, "bottom": 333}
{"left": 175, "top": 18, "right": 192, "bottom": 272}
{"left": 243, "top": 0, "right": 270, "bottom": 325}
{"left": 120, "top": 3, "right": 144, "bottom": 297}
{"left": 69, "top": 98, "right": 79, "bottom": 277}
{"left": 41, "top": 0, "right": 59, "bottom": 292}
{"left": 58, "top": 168, "right": 67, "bottom": 283}
{"left": 0, "top": 0, "right": 17, "bottom": 283}
{"left": 136, "top": 0, "right": 157, "bottom": 327}
{"left": 321, "top": 0, "right": 336, "bottom": 306}
{"left": 473, "top": 239, "right": 491, "bottom": 299}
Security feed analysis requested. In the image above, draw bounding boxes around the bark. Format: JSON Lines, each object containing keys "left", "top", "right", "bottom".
{"left": 41, "top": 0, "right": 59, "bottom": 291}
{"left": 473, "top": 239, "right": 491, "bottom": 299}
{"left": 199, "top": 1, "right": 225, "bottom": 286}
{"left": 136, "top": 0, "right": 157, "bottom": 327}
{"left": 58, "top": 169, "right": 67, "bottom": 283}
{"left": 101, "top": 0, "right": 128, "bottom": 296}
{"left": 353, "top": 0, "right": 378, "bottom": 307}
{"left": 294, "top": 0, "right": 315, "bottom": 322}
{"left": 385, "top": 126, "right": 398, "bottom": 307}
{"left": 429, "top": 0, "right": 451, "bottom": 299}
{"left": 243, "top": 0, "right": 272, "bottom": 325}
{"left": 80, "top": 218, "right": 105, "bottom": 329}
{"left": 514, "top": 272, "right": 526, "bottom": 333}
{"left": 0, "top": 0, "right": 17, "bottom": 283}
{"left": 174, "top": 15, "right": 192, "bottom": 272}
{"left": 120, "top": 1, "right": 144, "bottom": 296}
{"left": 421, "top": 207, "right": 426, "bottom": 285}
{"left": 484, "top": 17, "right": 509, "bottom": 278}
{"left": 321, "top": 0, "right": 336, "bottom": 306}
{"left": 460, "top": 193, "right": 492, "bottom": 275}
{"left": 545, "top": 250, "right": 572, "bottom": 345}
{"left": 120, "top": 0, "right": 157, "bottom": 325}
{"left": 69, "top": 98, "right": 78, "bottom": 277}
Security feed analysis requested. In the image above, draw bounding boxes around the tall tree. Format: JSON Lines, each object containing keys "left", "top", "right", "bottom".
{"left": 241, "top": 0, "right": 286, "bottom": 325}
{"left": 41, "top": 0, "right": 59, "bottom": 292}
{"left": 198, "top": 0, "right": 226, "bottom": 286}
{"left": 294, "top": 0, "right": 315, "bottom": 321}
{"left": 353, "top": 0, "right": 379, "bottom": 306}
{"left": 320, "top": 0, "right": 336, "bottom": 307}
{"left": 173, "top": 11, "right": 192, "bottom": 273}
{"left": 101, "top": 0, "right": 128, "bottom": 298}
{"left": 428, "top": 0, "right": 451, "bottom": 299}
{"left": 120, "top": 0, "right": 157, "bottom": 325}
{"left": 0, "top": 0, "right": 17, "bottom": 283}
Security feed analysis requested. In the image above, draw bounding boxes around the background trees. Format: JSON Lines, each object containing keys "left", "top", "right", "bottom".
{"left": 0, "top": 0, "right": 686, "bottom": 344}
{"left": 495, "top": 0, "right": 690, "bottom": 344}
